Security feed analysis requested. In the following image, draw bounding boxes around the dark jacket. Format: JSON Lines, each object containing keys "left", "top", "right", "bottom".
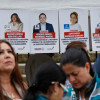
{"left": 93, "top": 54, "right": 100, "bottom": 77}
{"left": 33, "top": 22, "right": 54, "bottom": 33}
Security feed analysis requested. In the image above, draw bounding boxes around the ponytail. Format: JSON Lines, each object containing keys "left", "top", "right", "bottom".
{"left": 90, "top": 67, "right": 94, "bottom": 77}
{"left": 24, "top": 84, "right": 38, "bottom": 100}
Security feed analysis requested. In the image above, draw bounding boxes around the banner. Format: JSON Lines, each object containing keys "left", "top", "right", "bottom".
{"left": 59, "top": 9, "right": 89, "bottom": 53}
{"left": 90, "top": 9, "right": 100, "bottom": 51}
{"left": 30, "top": 10, "right": 59, "bottom": 53}
{"left": 0, "top": 10, "right": 30, "bottom": 53}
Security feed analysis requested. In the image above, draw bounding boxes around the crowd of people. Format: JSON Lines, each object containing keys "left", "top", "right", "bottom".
{"left": 0, "top": 39, "right": 100, "bottom": 100}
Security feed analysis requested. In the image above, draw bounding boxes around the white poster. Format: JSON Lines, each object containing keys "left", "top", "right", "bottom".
{"left": 30, "top": 10, "right": 59, "bottom": 53}
{"left": 0, "top": 10, "right": 30, "bottom": 53}
{"left": 59, "top": 9, "right": 89, "bottom": 53}
{"left": 90, "top": 9, "right": 100, "bottom": 51}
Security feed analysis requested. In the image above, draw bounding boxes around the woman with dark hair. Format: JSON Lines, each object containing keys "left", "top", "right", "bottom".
{"left": 24, "top": 61, "right": 68, "bottom": 100}
{"left": 70, "top": 12, "right": 82, "bottom": 31}
{"left": 6, "top": 13, "right": 23, "bottom": 32}
{"left": 0, "top": 40, "right": 27, "bottom": 100}
{"left": 60, "top": 48, "right": 100, "bottom": 100}
{"left": 64, "top": 41, "right": 90, "bottom": 89}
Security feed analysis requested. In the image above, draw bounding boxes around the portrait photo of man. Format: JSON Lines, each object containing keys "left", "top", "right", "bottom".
{"left": 33, "top": 13, "right": 54, "bottom": 33}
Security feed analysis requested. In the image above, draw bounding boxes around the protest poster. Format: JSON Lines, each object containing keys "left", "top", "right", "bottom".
{"left": 0, "top": 10, "right": 30, "bottom": 53}
{"left": 59, "top": 9, "right": 89, "bottom": 53}
{"left": 90, "top": 9, "right": 100, "bottom": 51}
{"left": 30, "top": 10, "right": 59, "bottom": 53}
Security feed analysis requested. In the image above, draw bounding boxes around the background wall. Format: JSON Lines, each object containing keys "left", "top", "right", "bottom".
{"left": 0, "top": 0, "right": 100, "bottom": 10}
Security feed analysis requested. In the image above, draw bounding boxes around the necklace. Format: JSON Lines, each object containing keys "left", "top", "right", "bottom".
{"left": 8, "top": 93, "right": 16, "bottom": 99}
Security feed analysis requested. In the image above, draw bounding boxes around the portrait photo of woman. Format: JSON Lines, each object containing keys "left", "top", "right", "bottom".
{"left": 5, "top": 13, "right": 23, "bottom": 32}
{"left": 70, "top": 12, "right": 82, "bottom": 32}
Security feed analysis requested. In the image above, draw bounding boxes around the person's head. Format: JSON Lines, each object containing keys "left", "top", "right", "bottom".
{"left": 66, "top": 41, "right": 90, "bottom": 58}
{"left": 0, "top": 40, "right": 16, "bottom": 73}
{"left": 70, "top": 12, "right": 78, "bottom": 25}
{"left": 39, "top": 13, "right": 46, "bottom": 24}
{"left": 0, "top": 40, "right": 26, "bottom": 100}
{"left": 60, "top": 48, "right": 94, "bottom": 89}
{"left": 24, "top": 61, "right": 67, "bottom": 100}
{"left": 11, "top": 13, "right": 22, "bottom": 23}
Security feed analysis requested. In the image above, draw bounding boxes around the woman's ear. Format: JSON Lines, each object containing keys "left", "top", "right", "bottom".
{"left": 49, "top": 82, "right": 61, "bottom": 100}
{"left": 54, "top": 82, "right": 59, "bottom": 92}
{"left": 85, "top": 62, "right": 90, "bottom": 73}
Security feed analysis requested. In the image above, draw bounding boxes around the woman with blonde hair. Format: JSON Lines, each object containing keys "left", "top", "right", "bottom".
{"left": 70, "top": 12, "right": 82, "bottom": 31}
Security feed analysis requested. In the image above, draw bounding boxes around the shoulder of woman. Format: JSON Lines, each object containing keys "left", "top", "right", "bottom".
{"left": 8, "top": 22, "right": 12, "bottom": 24}
{"left": 19, "top": 23, "right": 23, "bottom": 26}
{"left": 77, "top": 23, "right": 81, "bottom": 26}
{"left": 13, "top": 81, "right": 28, "bottom": 90}
{"left": 75, "top": 23, "right": 81, "bottom": 27}
{"left": 23, "top": 82, "right": 28, "bottom": 90}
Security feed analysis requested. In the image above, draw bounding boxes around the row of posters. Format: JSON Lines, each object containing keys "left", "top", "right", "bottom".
{"left": 0, "top": 9, "right": 100, "bottom": 53}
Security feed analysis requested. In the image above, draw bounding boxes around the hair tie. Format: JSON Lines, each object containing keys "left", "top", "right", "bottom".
{"left": 33, "top": 82, "right": 38, "bottom": 87}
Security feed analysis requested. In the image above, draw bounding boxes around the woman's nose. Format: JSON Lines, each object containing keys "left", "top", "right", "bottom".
{"left": 4, "top": 52, "right": 10, "bottom": 58}
{"left": 69, "top": 76, "right": 75, "bottom": 83}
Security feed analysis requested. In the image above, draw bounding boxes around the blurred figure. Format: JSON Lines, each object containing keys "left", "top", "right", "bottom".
{"left": 0, "top": 40, "right": 27, "bottom": 100}
{"left": 70, "top": 12, "right": 82, "bottom": 32}
{"left": 33, "top": 13, "right": 54, "bottom": 33}
{"left": 5, "top": 13, "right": 23, "bottom": 32}
{"left": 25, "top": 53, "right": 54, "bottom": 86}
{"left": 66, "top": 41, "right": 90, "bottom": 58}
{"left": 24, "top": 61, "right": 68, "bottom": 100}
{"left": 93, "top": 54, "right": 100, "bottom": 77}
{"left": 60, "top": 48, "right": 100, "bottom": 100}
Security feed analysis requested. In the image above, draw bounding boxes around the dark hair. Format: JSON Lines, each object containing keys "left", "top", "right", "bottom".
{"left": 66, "top": 41, "right": 86, "bottom": 50}
{"left": 70, "top": 12, "right": 78, "bottom": 23}
{"left": 39, "top": 13, "right": 46, "bottom": 18}
{"left": 60, "top": 48, "right": 94, "bottom": 77}
{"left": 0, "top": 40, "right": 27, "bottom": 100}
{"left": 11, "top": 13, "right": 22, "bottom": 23}
{"left": 24, "top": 61, "right": 66, "bottom": 100}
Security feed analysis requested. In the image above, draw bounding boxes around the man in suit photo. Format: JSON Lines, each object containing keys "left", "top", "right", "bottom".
{"left": 33, "top": 13, "right": 54, "bottom": 33}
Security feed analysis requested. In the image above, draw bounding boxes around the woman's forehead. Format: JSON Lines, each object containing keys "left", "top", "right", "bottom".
{"left": 63, "top": 63, "right": 80, "bottom": 70}
{"left": 0, "top": 43, "right": 11, "bottom": 49}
